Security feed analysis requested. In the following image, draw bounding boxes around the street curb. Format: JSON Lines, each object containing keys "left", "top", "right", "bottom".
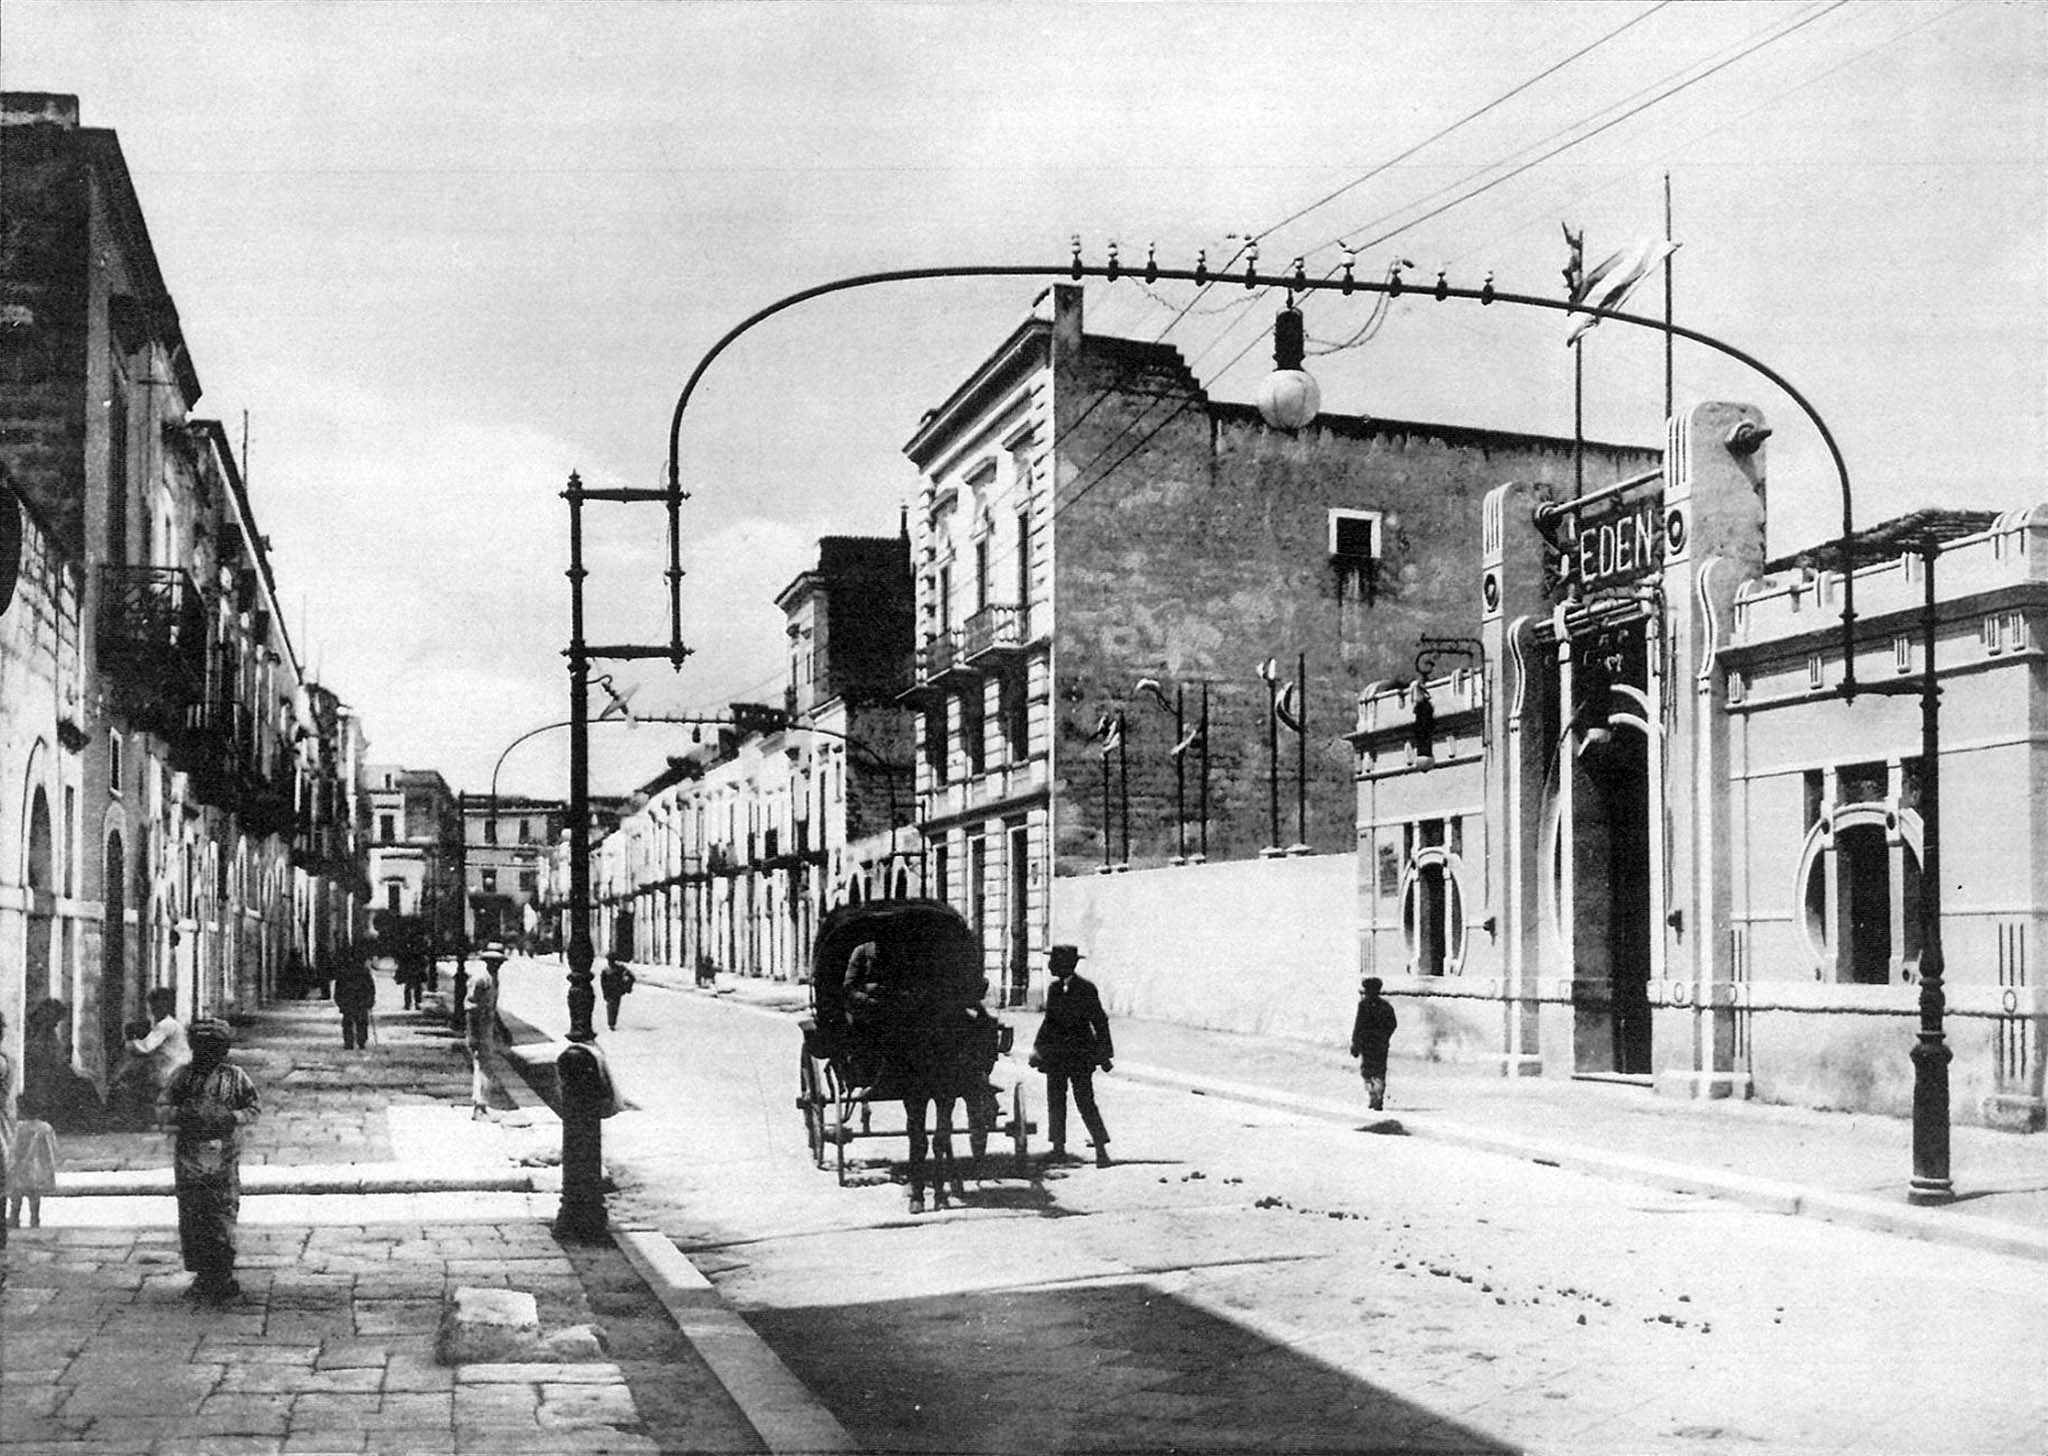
{"left": 1112, "top": 1061, "right": 2048, "bottom": 1265}
{"left": 52, "top": 1164, "right": 536, "bottom": 1198}
{"left": 612, "top": 1225, "right": 860, "bottom": 1455}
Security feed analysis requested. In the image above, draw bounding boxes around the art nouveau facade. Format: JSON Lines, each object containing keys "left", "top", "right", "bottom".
{"left": 1351, "top": 402, "right": 2046, "bottom": 1127}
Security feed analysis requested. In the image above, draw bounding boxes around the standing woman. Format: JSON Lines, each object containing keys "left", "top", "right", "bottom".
{"left": 464, "top": 949, "right": 502, "bottom": 1120}
{"left": 158, "top": 1019, "right": 260, "bottom": 1301}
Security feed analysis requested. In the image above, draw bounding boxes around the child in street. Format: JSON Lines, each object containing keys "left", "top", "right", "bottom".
{"left": 1350, "top": 977, "right": 1399, "bottom": 1112}
{"left": 159, "top": 1019, "right": 261, "bottom": 1301}
{"left": 1, "top": 1011, "right": 60, "bottom": 1235}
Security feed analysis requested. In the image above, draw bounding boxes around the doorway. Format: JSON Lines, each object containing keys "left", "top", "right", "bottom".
{"left": 1567, "top": 618, "right": 1654, "bottom": 1077}
{"left": 100, "top": 831, "right": 129, "bottom": 1072}
{"left": 1005, "top": 820, "right": 1030, "bottom": 1007}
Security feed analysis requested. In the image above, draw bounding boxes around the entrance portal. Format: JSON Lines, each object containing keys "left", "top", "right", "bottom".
{"left": 1567, "top": 616, "right": 1655, "bottom": 1077}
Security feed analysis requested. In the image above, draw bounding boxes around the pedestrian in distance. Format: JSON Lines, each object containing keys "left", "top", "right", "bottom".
{"left": 334, "top": 935, "right": 383, "bottom": 1051}
{"left": 1030, "top": 944, "right": 1115, "bottom": 1167}
{"left": 465, "top": 947, "right": 503, "bottom": 1119}
{"left": 1351, "top": 976, "right": 1399, "bottom": 1112}
{"left": 599, "top": 952, "right": 636, "bottom": 1031}
{"left": 158, "top": 1018, "right": 260, "bottom": 1302}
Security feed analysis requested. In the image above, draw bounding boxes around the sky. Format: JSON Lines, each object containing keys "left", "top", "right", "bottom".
{"left": 5, "top": 0, "right": 2041, "bottom": 800}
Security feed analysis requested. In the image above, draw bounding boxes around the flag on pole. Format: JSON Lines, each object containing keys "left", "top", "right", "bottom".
{"left": 1096, "top": 709, "right": 1124, "bottom": 758}
{"left": 1275, "top": 682, "right": 1304, "bottom": 734}
{"left": 1170, "top": 724, "right": 1204, "bottom": 759}
{"left": 1565, "top": 236, "right": 1678, "bottom": 344}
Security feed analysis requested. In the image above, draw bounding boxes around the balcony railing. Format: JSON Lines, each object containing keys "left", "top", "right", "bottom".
{"left": 98, "top": 566, "right": 207, "bottom": 730}
{"left": 962, "top": 603, "right": 1028, "bottom": 663}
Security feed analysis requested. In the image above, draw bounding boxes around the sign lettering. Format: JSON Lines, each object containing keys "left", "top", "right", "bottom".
{"left": 1570, "top": 501, "right": 1661, "bottom": 593}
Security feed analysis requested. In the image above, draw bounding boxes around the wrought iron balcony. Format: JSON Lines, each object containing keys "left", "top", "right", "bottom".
{"left": 98, "top": 566, "right": 207, "bottom": 730}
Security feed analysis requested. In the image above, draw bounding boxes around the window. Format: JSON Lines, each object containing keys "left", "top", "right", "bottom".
{"left": 386, "top": 881, "right": 402, "bottom": 914}
{"left": 109, "top": 732, "right": 123, "bottom": 795}
{"left": 975, "top": 538, "right": 990, "bottom": 611}
{"left": 1797, "top": 760, "right": 1923, "bottom": 985}
{"left": 1003, "top": 672, "right": 1030, "bottom": 762}
{"left": 938, "top": 564, "right": 953, "bottom": 632}
{"left": 1328, "top": 509, "right": 1382, "bottom": 561}
{"left": 107, "top": 365, "right": 129, "bottom": 566}
{"left": 519, "top": 819, "right": 532, "bottom": 844}
{"left": 519, "top": 870, "right": 538, "bottom": 893}
{"left": 962, "top": 687, "right": 986, "bottom": 776}
{"left": 1397, "top": 817, "right": 1464, "bottom": 977}
{"left": 480, "top": 869, "right": 498, "bottom": 894}
{"left": 1015, "top": 511, "right": 1033, "bottom": 636}
{"left": 378, "top": 814, "right": 396, "bottom": 842}
{"left": 485, "top": 819, "right": 498, "bottom": 845}
{"left": 926, "top": 707, "right": 950, "bottom": 785}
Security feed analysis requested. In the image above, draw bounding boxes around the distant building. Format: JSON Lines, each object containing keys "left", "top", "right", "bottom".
{"left": 0, "top": 93, "right": 363, "bottom": 1091}
{"left": 464, "top": 794, "right": 562, "bottom": 948}
{"left": 597, "top": 536, "right": 918, "bottom": 981}
{"left": 364, "top": 764, "right": 461, "bottom": 945}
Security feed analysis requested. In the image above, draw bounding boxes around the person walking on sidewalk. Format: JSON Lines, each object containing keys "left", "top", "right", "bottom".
{"left": 159, "top": 1019, "right": 260, "bottom": 1302}
{"left": 335, "top": 935, "right": 384, "bottom": 1050}
{"left": 1350, "top": 976, "right": 1399, "bottom": 1112}
{"left": 465, "top": 949, "right": 502, "bottom": 1119}
{"left": 599, "top": 952, "right": 636, "bottom": 1031}
{"left": 1031, "top": 944, "right": 1115, "bottom": 1167}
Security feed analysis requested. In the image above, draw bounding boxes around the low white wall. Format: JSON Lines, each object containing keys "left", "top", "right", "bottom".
{"left": 1051, "top": 854, "right": 1358, "bottom": 1044}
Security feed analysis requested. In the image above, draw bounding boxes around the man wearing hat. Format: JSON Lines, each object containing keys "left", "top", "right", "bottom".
{"left": 1030, "top": 945, "right": 1115, "bottom": 1166}
{"left": 159, "top": 1019, "right": 260, "bottom": 1302}
{"left": 1350, "top": 977, "right": 1399, "bottom": 1112}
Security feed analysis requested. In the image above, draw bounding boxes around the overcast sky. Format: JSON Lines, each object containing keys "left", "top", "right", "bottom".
{"left": 6, "top": 0, "right": 2041, "bottom": 799}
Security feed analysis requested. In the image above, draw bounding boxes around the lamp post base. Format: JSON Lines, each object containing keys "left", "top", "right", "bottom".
{"left": 554, "top": 1106, "right": 610, "bottom": 1242}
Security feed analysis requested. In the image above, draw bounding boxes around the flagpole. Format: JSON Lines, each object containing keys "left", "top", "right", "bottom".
{"left": 1265, "top": 669, "right": 1281, "bottom": 855}
{"left": 1099, "top": 745, "right": 1111, "bottom": 874}
{"left": 1172, "top": 685, "right": 1187, "bottom": 864}
{"left": 1198, "top": 682, "right": 1210, "bottom": 863}
{"left": 1573, "top": 340, "right": 1585, "bottom": 499}
{"left": 1664, "top": 173, "right": 1675, "bottom": 424}
{"left": 1294, "top": 651, "right": 1308, "bottom": 851}
{"left": 1117, "top": 712, "right": 1129, "bottom": 870}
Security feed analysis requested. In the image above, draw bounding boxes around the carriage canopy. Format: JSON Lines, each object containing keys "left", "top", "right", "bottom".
{"left": 809, "top": 898, "right": 986, "bottom": 1034}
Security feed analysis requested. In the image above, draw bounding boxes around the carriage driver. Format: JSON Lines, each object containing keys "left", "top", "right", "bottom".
{"left": 1030, "top": 944, "right": 1114, "bottom": 1167}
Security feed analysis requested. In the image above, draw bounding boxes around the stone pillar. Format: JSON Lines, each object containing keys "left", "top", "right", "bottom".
{"left": 1480, "top": 481, "right": 1560, "bottom": 1077}
{"left": 1655, "top": 401, "right": 1767, "bottom": 1100}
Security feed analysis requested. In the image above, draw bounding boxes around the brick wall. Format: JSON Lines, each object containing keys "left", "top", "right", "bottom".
{"left": 1050, "top": 331, "right": 1657, "bottom": 876}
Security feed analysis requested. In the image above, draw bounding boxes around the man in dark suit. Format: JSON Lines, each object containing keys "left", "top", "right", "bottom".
{"left": 1350, "top": 976, "right": 1399, "bottom": 1111}
{"left": 1031, "top": 944, "right": 1115, "bottom": 1166}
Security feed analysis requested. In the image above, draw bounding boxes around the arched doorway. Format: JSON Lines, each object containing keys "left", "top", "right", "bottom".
{"left": 100, "top": 829, "right": 129, "bottom": 1071}
{"left": 25, "top": 786, "right": 54, "bottom": 995}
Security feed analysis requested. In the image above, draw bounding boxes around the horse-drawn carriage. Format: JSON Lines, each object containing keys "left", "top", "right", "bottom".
{"left": 796, "top": 899, "right": 1030, "bottom": 1207}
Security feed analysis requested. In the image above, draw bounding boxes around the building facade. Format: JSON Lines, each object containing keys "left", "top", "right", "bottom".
{"left": 1350, "top": 401, "right": 2046, "bottom": 1127}
{"left": 365, "top": 764, "right": 461, "bottom": 947}
{"left": 0, "top": 93, "right": 363, "bottom": 1094}
{"left": 904, "top": 285, "right": 1656, "bottom": 1007}
{"left": 464, "top": 794, "right": 562, "bottom": 948}
{"left": 596, "top": 536, "right": 919, "bottom": 981}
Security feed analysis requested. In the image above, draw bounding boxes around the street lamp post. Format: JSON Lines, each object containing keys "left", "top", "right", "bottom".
{"left": 641, "top": 249, "right": 1947, "bottom": 1200}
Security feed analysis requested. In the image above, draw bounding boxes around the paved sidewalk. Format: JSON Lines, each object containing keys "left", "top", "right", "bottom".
{"left": 0, "top": 990, "right": 767, "bottom": 1455}
{"left": 654, "top": 963, "right": 2048, "bottom": 1263}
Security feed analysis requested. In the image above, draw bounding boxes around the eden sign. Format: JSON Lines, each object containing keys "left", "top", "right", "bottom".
{"left": 1569, "top": 500, "right": 1662, "bottom": 592}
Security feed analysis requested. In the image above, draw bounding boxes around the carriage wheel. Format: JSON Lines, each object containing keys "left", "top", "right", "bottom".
{"left": 825, "top": 1065, "right": 852, "bottom": 1187}
{"left": 1010, "top": 1081, "right": 1030, "bottom": 1174}
{"left": 798, "top": 1049, "right": 826, "bottom": 1170}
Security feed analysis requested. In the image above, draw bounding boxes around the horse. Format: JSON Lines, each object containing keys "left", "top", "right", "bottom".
{"left": 891, "top": 1003, "right": 1002, "bottom": 1214}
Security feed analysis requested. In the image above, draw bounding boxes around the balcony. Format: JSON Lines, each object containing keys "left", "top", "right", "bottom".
{"left": 97, "top": 566, "right": 207, "bottom": 733}
{"left": 174, "top": 698, "right": 254, "bottom": 804}
{"left": 961, "top": 603, "right": 1031, "bottom": 666}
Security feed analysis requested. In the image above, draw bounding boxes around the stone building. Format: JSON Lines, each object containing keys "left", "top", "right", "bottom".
{"left": 1350, "top": 401, "right": 2046, "bottom": 1127}
{"left": 905, "top": 285, "right": 1656, "bottom": 1009}
{"left": 0, "top": 93, "right": 363, "bottom": 1091}
{"left": 464, "top": 794, "right": 562, "bottom": 947}
{"left": 597, "top": 536, "right": 919, "bottom": 981}
{"left": 364, "top": 763, "right": 461, "bottom": 946}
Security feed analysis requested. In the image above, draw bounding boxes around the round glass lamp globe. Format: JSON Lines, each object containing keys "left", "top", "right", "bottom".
{"left": 1256, "top": 369, "right": 1322, "bottom": 431}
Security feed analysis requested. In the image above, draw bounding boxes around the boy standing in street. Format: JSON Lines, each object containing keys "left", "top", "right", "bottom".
{"left": 1031, "top": 944, "right": 1115, "bottom": 1166}
{"left": 1350, "top": 977, "right": 1399, "bottom": 1111}
{"left": 160, "top": 1019, "right": 260, "bottom": 1302}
